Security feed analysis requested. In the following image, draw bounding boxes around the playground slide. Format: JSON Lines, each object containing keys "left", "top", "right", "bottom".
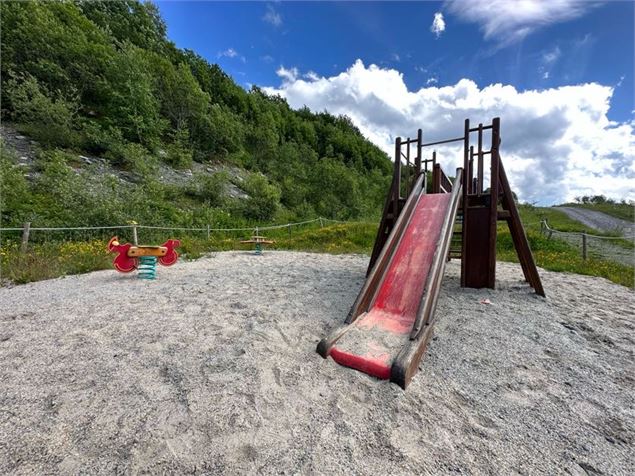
{"left": 317, "top": 173, "right": 461, "bottom": 388}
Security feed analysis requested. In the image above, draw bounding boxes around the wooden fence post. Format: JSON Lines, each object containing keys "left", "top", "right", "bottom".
{"left": 582, "top": 232, "right": 587, "bottom": 261}
{"left": 207, "top": 224, "right": 210, "bottom": 240}
{"left": 287, "top": 224, "right": 291, "bottom": 237}
{"left": 132, "top": 224, "right": 138, "bottom": 245}
{"left": 319, "top": 217, "right": 324, "bottom": 228}
{"left": 20, "top": 222, "right": 31, "bottom": 253}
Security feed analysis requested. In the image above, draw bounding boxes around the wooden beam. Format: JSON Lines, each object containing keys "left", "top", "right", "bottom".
{"left": 498, "top": 157, "right": 545, "bottom": 296}
{"left": 488, "top": 118, "right": 500, "bottom": 289}
{"left": 461, "top": 119, "right": 470, "bottom": 287}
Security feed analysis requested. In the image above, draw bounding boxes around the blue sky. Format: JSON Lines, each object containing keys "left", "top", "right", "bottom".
{"left": 158, "top": 1, "right": 632, "bottom": 122}
{"left": 156, "top": 1, "right": 634, "bottom": 203}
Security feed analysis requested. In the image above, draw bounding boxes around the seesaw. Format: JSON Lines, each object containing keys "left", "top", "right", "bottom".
{"left": 107, "top": 236, "right": 180, "bottom": 279}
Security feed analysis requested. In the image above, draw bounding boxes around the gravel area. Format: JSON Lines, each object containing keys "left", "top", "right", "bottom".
{"left": 1, "top": 251, "right": 634, "bottom": 474}
{"left": 557, "top": 207, "right": 634, "bottom": 238}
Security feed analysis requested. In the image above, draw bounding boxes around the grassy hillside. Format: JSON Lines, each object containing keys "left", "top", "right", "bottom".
{"left": 559, "top": 196, "right": 634, "bottom": 223}
{"left": 0, "top": 1, "right": 392, "bottom": 230}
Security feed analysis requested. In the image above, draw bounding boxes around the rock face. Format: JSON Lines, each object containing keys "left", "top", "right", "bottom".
{"left": 1, "top": 125, "right": 37, "bottom": 169}
{"left": 0, "top": 123, "right": 250, "bottom": 199}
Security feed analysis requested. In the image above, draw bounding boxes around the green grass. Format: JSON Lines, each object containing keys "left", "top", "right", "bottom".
{"left": 559, "top": 202, "right": 635, "bottom": 223}
{"left": 2, "top": 216, "right": 632, "bottom": 288}
{"left": 497, "top": 229, "right": 633, "bottom": 288}
{"left": 518, "top": 204, "right": 633, "bottom": 249}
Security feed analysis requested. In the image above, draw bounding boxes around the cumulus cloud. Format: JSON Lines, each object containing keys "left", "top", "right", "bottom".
{"left": 262, "top": 4, "right": 282, "bottom": 27}
{"left": 445, "top": 0, "right": 602, "bottom": 46}
{"left": 431, "top": 12, "right": 446, "bottom": 38}
{"left": 276, "top": 66, "right": 299, "bottom": 83}
{"left": 263, "top": 60, "right": 635, "bottom": 204}
{"left": 304, "top": 71, "right": 320, "bottom": 81}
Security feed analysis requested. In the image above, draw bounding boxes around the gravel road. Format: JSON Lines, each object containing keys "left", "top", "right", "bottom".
{"left": 557, "top": 207, "right": 634, "bottom": 238}
{"left": 1, "top": 252, "right": 633, "bottom": 474}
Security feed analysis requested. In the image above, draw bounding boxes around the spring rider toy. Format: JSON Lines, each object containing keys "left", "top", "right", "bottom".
{"left": 107, "top": 236, "right": 180, "bottom": 279}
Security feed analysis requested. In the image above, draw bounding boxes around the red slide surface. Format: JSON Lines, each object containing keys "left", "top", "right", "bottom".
{"left": 328, "top": 193, "right": 451, "bottom": 380}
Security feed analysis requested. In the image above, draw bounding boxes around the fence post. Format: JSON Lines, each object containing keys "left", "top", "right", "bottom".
{"left": 582, "top": 232, "right": 587, "bottom": 261}
{"left": 319, "top": 217, "right": 324, "bottom": 228}
{"left": 287, "top": 224, "right": 291, "bottom": 237}
{"left": 132, "top": 224, "right": 138, "bottom": 245}
{"left": 540, "top": 219, "right": 545, "bottom": 236}
{"left": 207, "top": 224, "right": 210, "bottom": 241}
{"left": 20, "top": 222, "right": 31, "bottom": 253}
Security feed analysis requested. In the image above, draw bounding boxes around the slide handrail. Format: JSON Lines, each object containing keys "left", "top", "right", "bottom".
{"left": 410, "top": 168, "right": 464, "bottom": 339}
{"left": 345, "top": 172, "right": 426, "bottom": 323}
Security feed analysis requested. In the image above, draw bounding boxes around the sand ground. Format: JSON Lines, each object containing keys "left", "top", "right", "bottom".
{"left": 0, "top": 251, "right": 633, "bottom": 475}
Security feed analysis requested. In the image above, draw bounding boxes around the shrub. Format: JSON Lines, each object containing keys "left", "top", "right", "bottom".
{"left": 4, "top": 73, "right": 79, "bottom": 147}
{"left": 240, "top": 173, "right": 281, "bottom": 221}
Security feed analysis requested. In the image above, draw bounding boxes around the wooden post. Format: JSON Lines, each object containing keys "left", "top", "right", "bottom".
{"left": 469, "top": 145, "right": 474, "bottom": 194}
{"left": 460, "top": 119, "right": 470, "bottom": 287}
{"left": 415, "top": 129, "right": 422, "bottom": 175}
{"left": 394, "top": 137, "right": 402, "bottom": 218}
{"left": 287, "top": 224, "right": 291, "bottom": 237}
{"left": 20, "top": 222, "right": 31, "bottom": 253}
{"left": 132, "top": 225, "right": 138, "bottom": 246}
{"left": 582, "top": 232, "right": 587, "bottom": 260}
{"left": 488, "top": 118, "right": 500, "bottom": 289}
{"left": 319, "top": 217, "right": 324, "bottom": 228}
{"left": 207, "top": 224, "right": 210, "bottom": 240}
{"left": 477, "top": 123, "right": 484, "bottom": 194}
{"left": 406, "top": 138, "right": 411, "bottom": 193}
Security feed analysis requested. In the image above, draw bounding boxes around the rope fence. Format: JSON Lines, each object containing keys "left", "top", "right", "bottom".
{"left": 0, "top": 217, "right": 371, "bottom": 252}
{"left": 540, "top": 219, "right": 634, "bottom": 266}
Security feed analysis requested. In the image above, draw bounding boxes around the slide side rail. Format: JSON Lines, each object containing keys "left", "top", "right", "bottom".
{"left": 410, "top": 168, "right": 463, "bottom": 338}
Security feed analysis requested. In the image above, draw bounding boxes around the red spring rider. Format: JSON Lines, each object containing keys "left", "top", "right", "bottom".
{"left": 107, "top": 236, "right": 180, "bottom": 276}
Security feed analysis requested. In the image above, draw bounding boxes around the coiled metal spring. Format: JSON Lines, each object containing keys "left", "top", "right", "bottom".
{"left": 138, "top": 256, "right": 157, "bottom": 280}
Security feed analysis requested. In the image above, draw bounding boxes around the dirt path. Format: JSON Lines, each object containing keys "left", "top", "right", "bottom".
{"left": 557, "top": 207, "right": 634, "bottom": 238}
{"left": 1, "top": 252, "right": 633, "bottom": 474}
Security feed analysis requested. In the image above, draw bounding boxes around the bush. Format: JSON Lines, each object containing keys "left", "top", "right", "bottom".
{"left": 0, "top": 148, "right": 33, "bottom": 225}
{"left": 4, "top": 73, "right": 79, "bottom": 147}
{"left": 240, "top": 173, "right": 281, "bottom": 221}
{"left": 105, "top": 141, "right": 157, "bottom": 176}
{"left": 164, "top": 126, "right": 193, "bottom": 169}
{"left": 185, "top": 171, "right": 228, "bottom": 207}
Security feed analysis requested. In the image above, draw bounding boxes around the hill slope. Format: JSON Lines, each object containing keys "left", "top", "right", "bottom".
{"left": 0, "top": 0, "right": 392, "bottom": 228}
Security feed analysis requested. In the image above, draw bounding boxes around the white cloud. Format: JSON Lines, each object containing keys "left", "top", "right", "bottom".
{"left": 263, "top": 4, "right": 282, "bottom": 27}
{"left": 304, "top": 71, "right": 320, "bottom": 81}
{"left": 431, "top": 12, "right": 446, "bottom": 38}
{"left": 218, "top": 48, "right": 246, "bottom": 63}
{"left": 263, "top": 60, "right": 635, "bottom": 205}
{"left": 276, "top": 66, "right": 299, "bottom": 83}
{"left": 426, "top": 77, "right": 438, "bottom": 85}
{"left": 445, "top": 0, "right": 602, "bottom": 46}
{"left": 542, "top": 46, "right": 562, "bottom": 64}
{"left": 392, "top": 53, "right": 401, "bottom": 62}
{"left": 218, "top": 48, "right": 238, "bottom": 58}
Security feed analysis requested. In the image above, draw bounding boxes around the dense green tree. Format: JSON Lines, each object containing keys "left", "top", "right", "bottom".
{"left": 0, "top": 0, "right": 392, "bottom": 226}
